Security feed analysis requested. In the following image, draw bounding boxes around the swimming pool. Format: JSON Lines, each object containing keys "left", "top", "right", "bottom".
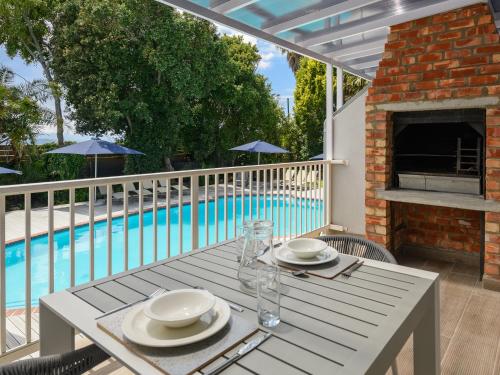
{"left": 6, "top": 195, "right": 323, "bottom": 308}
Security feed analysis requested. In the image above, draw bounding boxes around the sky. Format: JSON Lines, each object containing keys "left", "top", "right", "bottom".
{"left": 0, "top": 25, "right": 296, "bottom": 143}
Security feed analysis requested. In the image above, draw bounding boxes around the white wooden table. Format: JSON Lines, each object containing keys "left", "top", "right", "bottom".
{"left": 39, "top": 240, "right": 440, "bottom": 375}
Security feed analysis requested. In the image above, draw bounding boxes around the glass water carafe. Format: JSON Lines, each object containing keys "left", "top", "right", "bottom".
{"left": 237, "top": 220, "right": 273, "bottom": 292}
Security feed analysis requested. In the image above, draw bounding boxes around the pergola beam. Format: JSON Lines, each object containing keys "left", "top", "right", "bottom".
{"left": 321, "top": 35, "right": 387, "bottom": 58}
{"left": 336, "top": 46, "right": 385, "bottom": 62}
{"left": 297, "top": 0, "right": 486, "bottom": 47}
{"left": 348, "top": 55, "right": 383, "bottom": 70}
{"left": 156, "top": 0, "right": 373, "bottom": 81}
{"left": 211, "top": 0, "right": 258, "bottom": 14}
{"left": 262, "top": 0, "right": 382, "bottom": 35}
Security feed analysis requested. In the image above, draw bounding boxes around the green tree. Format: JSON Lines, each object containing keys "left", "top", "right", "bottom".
{"left": 0, "top": 0, "right": 65, "bottom": 145}
{"left": 287, "top": 58, "right": 366, "bottom": 160}
{"left": 51, "top": 0, "right": 286, "bottom": 170}
{"left": 185, "top": 35, "right": 285, "bottom": 167}
{"left": 0, "top": 80, "right": 48, "bottom": 163}
{"left": 51, "top": 0, "right": 231, "bottom": 172}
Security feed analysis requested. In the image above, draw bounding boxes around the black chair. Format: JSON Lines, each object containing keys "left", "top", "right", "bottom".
{"left": 0, "top": 344, "right": 110, "bottom": 375}
{"left": 316, "top": 234, "right": 399, "bottom": 375}
{"left": 316, "top": 234, "right": 397, "bottom": 263}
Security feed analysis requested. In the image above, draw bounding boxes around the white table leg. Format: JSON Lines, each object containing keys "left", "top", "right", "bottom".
{"left": 413, "top": 279, "right": 440, "bottom": 375}
{"left": 39, "top": 301, "right": 75, "bottom": 356}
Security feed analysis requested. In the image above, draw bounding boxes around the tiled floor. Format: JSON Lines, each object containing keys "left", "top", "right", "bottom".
{"left": 390, "top": 256, "right": 500, "bottom": 375}
{"left": 8, "top": 257, "right": 500, "bottom": 374}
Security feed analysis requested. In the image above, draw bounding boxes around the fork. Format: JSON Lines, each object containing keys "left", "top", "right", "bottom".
{"left": 341, "top": 260, "right": 364, "bottom": 278}
{"left": 95, "top": 288, "right": 165, "bottom": 319}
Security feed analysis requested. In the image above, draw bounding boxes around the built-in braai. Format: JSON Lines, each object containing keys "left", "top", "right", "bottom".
{"left": 393, "top": 109, "right": 485, "bottom": 195}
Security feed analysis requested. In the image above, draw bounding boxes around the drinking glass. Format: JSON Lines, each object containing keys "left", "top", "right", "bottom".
{"left": 257, "top": 265, "right": 281, "bottom": 328}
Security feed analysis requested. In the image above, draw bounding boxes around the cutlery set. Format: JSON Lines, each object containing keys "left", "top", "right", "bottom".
{"left": 342, "top": 260, "right": 364, "bottom": 277}
{"left": 206, "top": 332, "right": 272, "bottom": 375}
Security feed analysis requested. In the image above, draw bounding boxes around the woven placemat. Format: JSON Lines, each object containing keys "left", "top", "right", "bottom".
{"left": 260, "top": 250, "right": 358, "bottom": 279}
{"left": 97, "top": 303, "right": 258, "bottom": 375}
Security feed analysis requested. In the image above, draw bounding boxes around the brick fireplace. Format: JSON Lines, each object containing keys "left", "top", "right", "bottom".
{"left": 365, "top": 3, "right": 500, "bottom": 289}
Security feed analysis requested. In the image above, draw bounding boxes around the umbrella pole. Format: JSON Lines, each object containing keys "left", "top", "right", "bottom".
{"left": 258, "top": 152, "right": 260, "bottom": 165}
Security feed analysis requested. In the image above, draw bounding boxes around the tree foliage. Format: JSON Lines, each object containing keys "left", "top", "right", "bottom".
{"left": 0, "top": 76, "right": 51, "bottom": 163}
{"left": 0, "top": 0, "right": 65, "bottom": 144}
{"left": 185, "top": 35, "right": 284, "bottom": 167}
{"left": 282, "top": 58, "right": 367, "bottom": 160}
{"left": 50, "top": 0, "right": 285, "bottom": 171}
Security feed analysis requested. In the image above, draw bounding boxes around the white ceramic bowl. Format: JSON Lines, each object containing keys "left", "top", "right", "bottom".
{"left": 286, "top": 238, "right": 328, "bottom": 259}
{"left": 143, "top": 289, "right": 216, "bottom": 328}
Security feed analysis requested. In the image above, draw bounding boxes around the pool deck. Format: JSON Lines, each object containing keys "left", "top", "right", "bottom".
{"left": 4, "top": 184, "right": 323, "bottom": 243}
{"left": 4, "top": 310, "right": 39, "bottom": 354}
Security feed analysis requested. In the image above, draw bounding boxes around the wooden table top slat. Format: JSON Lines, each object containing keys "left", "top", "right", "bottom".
{"left": 74, "top": 287, "right": 124, "bottom": 312}
{"left": 114, "top": 274, "right": 161, "bottom": 295}
{"left": 62, "top": 239, "right": 437, "bottom": 375}
{"left": 95, "top": 281, "right": 147, "bottom": 304}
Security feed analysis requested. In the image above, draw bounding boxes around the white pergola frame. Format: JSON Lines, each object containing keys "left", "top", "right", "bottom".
{"left": 157, "top": 0, "right": 498, "bottom": 80}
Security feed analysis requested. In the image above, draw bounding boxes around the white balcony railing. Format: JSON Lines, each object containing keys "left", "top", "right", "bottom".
{"left": 0, "top": 160, "right": 331, "bottom": 359}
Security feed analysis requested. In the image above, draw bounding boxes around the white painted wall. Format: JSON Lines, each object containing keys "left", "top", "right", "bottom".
{"left": 331, "top": 87, "right": 368, "bottom": 235}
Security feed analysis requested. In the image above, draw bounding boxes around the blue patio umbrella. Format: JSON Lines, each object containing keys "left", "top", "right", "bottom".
{"left": 310, "top": 153, "right": 324, "bottom": 161}
{"left": 0, "top": 166, "right": 22, "bottom": 175}
{"left": 230, "top": 140, "right": 289, "bottom": 164}
{"left": 46, "top": 138, "right": 144, "bottom": 178}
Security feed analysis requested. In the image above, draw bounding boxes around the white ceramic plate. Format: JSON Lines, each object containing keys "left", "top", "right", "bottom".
{"left": 122, "top": 297, "right": 230, "bottom": 347}
{"left": 275, "top": 245, "right": 339, "bottom": 266}
{"left": 143, "top": 289, "right": 216, "bottom": 328}
{"left": 286, "top": 238, "right": 328, "bottom": 259}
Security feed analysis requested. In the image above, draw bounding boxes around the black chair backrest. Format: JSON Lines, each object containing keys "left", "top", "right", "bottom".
{"left": 0, "top": 344, "right": 109, "bottom": 375}
{"left": 316, "top": 235, "right": 397, "bottom": 264}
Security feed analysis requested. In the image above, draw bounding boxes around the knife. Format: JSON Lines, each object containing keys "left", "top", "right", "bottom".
{"left": 342, "top": 260, "right": 364, "bottom": 277}
{"left": 206, "top": 332, "right": 272, "bottom": 375}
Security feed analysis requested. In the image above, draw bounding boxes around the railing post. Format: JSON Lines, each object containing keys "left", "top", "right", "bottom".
{"left": 88, "top": 188, "right": 94, "bottom": 281}
{"left": 191, "top": 175, "right": 199, "bottom": 250}
{"left": 204, "top": 175, "right": 209, "bottom": 246}
{"left": 123, "top": 184, "right": 129, "bottom": 271}
{"left": 178, "top": 178, "right": 183, "bottom": 254}
{"left": 224, "top": 172, "right": 228, "bottom": 240}
{"left": 326, "top": 63, "right": 334, "bottom": 227}
{"left": 107, "top": 184, "right": 113, "bottom": 274}
{"left": 139, "top": 181, "right": 144, "bottom": 265}
{"left": 48, "top": 190, "right": 55, "bottom": 290}
{"left": 153, "top": 180, "right": 158, "bottom": 261}
{"left": 25, "top": 192, "right": 32, "bottom": 343}
{"left": 214, "top": 173, "right": 219, "bottom": 243}
{"left": 166, "top": 178, "right": 171, "bottom": 258}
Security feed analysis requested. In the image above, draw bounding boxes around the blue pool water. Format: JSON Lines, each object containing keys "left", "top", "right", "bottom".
{"left": 6, "top": 195, "right": 323, "bottom": 308}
